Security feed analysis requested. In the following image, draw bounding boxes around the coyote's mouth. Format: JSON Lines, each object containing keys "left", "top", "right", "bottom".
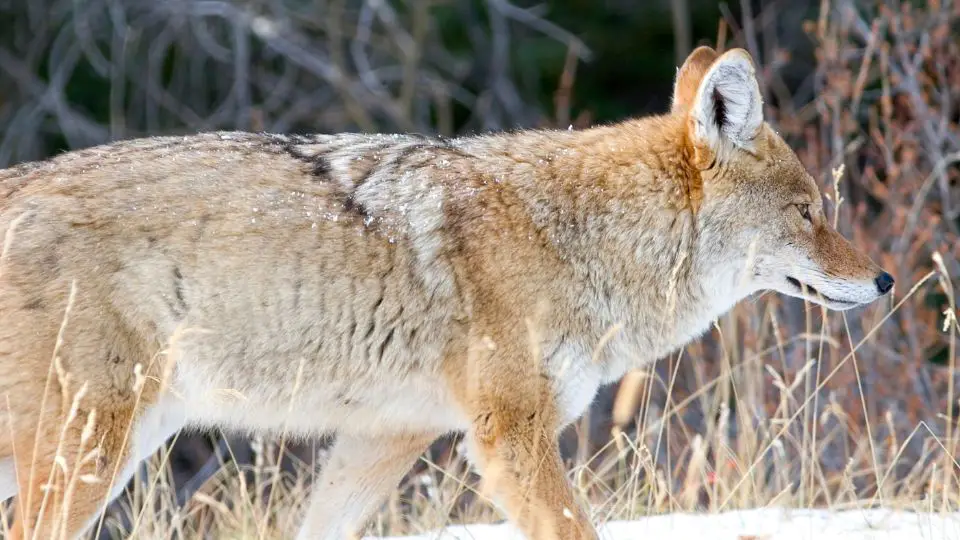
{"left": 785, "top": 276, "right": 858, "bottom": 307}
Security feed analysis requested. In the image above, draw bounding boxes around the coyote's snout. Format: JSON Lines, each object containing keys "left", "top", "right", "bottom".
{"left": 0, "top": 46, "right": 890, "bottom": 539}
{"left": 775, "top": 223, "right": 894, "bottom": 310}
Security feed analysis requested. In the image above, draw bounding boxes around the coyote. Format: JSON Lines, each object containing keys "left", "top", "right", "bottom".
{"left": 0, "top": 46, "right": 892, "bottom": 539}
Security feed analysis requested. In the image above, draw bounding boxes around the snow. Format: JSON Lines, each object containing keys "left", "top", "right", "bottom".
{"left": 367, "top": 508, "right": 960, "bottom": 540}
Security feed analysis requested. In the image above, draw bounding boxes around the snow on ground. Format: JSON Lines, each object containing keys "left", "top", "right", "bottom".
{"left": 368, "top": 508, "right": 960, "bottom": 540}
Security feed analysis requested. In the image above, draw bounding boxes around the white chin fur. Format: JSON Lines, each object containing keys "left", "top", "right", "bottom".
{"left": 779, "top": 277, "right": 871, "bottom": 311}
{"left": 776, "top": 289, "right": 857, "bottom": 311}
{"left": 807, "top": 295, "right": 861, "bottom": 311}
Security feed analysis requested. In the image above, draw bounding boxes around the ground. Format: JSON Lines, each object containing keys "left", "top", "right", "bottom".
{"left": 368, "top": 508, "right": 960, "bottom": 540}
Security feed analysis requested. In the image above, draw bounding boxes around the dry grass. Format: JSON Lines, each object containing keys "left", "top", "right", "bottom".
{"left": 0, "top": 0, "right": 958, "bottom": 538}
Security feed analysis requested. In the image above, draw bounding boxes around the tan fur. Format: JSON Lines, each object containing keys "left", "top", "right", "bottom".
{"left": 0, "top": 48, "right": 891, "bottom": 539}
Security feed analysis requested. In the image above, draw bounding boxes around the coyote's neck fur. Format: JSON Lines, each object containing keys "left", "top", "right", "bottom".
{"left": 448, "top": 118, "right": 749, "bottom": 378}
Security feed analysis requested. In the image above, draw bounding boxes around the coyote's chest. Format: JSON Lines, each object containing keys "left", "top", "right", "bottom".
{"left": 545, "top": 340, "right": 604, "bottom": 427}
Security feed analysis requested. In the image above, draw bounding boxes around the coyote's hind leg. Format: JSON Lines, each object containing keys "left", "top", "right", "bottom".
{"left": 7, "top": 400, "right": 140, "bottom": 540}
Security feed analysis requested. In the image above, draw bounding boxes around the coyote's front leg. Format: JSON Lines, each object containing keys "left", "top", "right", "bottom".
{"left": 451, "top": 336, "right": 598, "bottom": 540}
{"left": 471, "top": 413, "right": 596, "bottom": 539}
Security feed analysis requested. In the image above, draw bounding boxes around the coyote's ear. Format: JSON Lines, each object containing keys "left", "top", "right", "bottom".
{"left": 688, "top": 48, "right": 763, "bottom": 155}
{"left": 672, "top": 46, "right": 719, "bottom": 113}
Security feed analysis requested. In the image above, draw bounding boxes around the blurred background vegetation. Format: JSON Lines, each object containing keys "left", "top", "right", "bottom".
{"left": 1, "top": 0, "right": 960, "bottom": 538}
{"left": 0, "top": 0, "right": 811, "bottom": 160}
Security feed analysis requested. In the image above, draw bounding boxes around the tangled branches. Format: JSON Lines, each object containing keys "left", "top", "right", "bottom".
{"left": 0, "top": 0, "right": 589, "bottom": 167}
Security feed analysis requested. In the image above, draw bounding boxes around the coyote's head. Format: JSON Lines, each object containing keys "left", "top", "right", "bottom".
{"left": 673, "top": 46, "right": 893, "bottom": 310}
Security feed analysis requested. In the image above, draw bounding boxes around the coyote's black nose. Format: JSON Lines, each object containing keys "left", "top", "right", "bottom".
{"left": 875, "top": 272, "right": 895, "bottom": 294}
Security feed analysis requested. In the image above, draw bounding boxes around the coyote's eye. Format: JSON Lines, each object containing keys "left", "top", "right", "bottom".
{"left": 797, "top": 204, "right": 812, "bottom": 222}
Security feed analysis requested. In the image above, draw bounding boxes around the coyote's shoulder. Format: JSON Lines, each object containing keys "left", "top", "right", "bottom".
{"left": 0, "top": 47, "right": 891, "bottom": 540}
